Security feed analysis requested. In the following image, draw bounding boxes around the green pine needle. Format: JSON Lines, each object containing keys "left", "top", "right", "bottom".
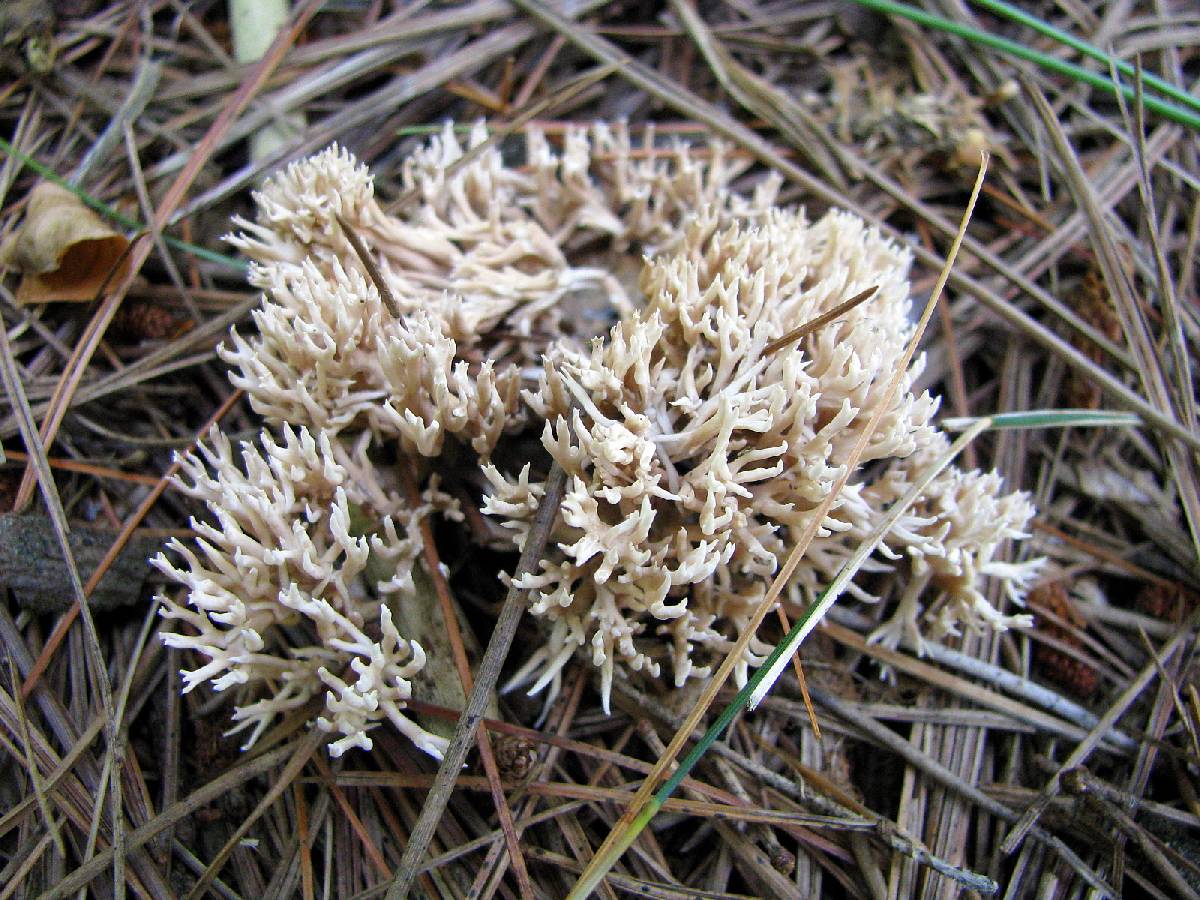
{"left": 969, "top": 0, "right": 1200, "bottom": 118}
{"left": 942, "top": 409, "right": 1143, "bottom": 431}
{"left": 848, "top": 0, "right": 1200, "bottom": 132}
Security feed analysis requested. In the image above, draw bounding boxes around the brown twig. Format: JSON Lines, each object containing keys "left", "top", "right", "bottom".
{"left": 336, "top": 168, "right": 533, "bottom": 894}
{"left": 398, "top": 466, "right": 534, "bottom": 899}
{"left": 385, "top": 464, "right": 567, "bottom": 899}
{"left": 334, "top": 214, "right": 402, "bottom": 319}
{"left": 761, "top": 286, "right": 879, "bottom": 357}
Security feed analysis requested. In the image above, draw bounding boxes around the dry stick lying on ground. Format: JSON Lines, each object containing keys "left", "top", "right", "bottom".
{"left": 384, "top": 464, "right": 569, "bottom": 899}
{"left": 14, "top": 0, "right": 323, "bottom": 714}
{"left": 19, "top": 389, "right": 245, "bottom": 700}
{"left": 464, "top": 666, "right": 591, "bottom": 896}
{"left": 0, "top": 291, "right": 128, "bottom": 896}
{"left": 4, "top": 384, "right": 241, "bottom": 896}
{"left": 375, "top": 59, "right": 621, "bottom": 900}
{"left": 398, "top": 465, "right": 534, "bottom": 899}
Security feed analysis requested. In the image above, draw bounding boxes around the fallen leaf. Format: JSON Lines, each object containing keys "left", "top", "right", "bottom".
{"left": 0, "top": 181, "right": 129, "bottom": 303}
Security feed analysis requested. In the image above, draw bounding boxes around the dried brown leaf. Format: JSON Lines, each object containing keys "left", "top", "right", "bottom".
{"left": 0, "top": 182, "right": 130, "bottom": 304}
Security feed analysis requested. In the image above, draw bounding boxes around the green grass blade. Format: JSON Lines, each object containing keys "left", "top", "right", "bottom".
{"left": 969, "top": 0, "right": 1200, "bottom": 118}
{"left": 847, "top": 0, "right": 1200, "bottom": 132}
{"left": 0, "top": 137, "right": 245, "bottom": 272}
{"left": 747, "top": 417, "right": 993, "bottom": 709}
{"left": 941, "top": 409, "right": 1143, "bottom": 431}
{"left": 568, "top": 800, "right": 662, "bottom": 899}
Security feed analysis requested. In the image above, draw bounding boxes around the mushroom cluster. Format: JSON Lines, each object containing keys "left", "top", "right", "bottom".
{"left": 482, "top": 208, "right": 1039, "bottom": 709}
{"left": 157, "top": 123, "right": 780, "bottom": 756}
{"left": 153, "top": 426, "right": 458, "bottom": 757}
{"left": 156, "top": 123, "right": 1039, "bottom": 754}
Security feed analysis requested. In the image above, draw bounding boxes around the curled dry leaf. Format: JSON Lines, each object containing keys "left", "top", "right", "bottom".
{"left": 0, "top": 181, "right": 129, "bottom": 303}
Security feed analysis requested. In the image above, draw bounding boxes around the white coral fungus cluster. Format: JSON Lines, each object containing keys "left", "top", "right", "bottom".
{"left": 221, "top": 257, "right": 519, "bottom": 459}
{"left": 160, "top": 124, "right": 1038, "bottom": 750}
{"left": 483, "top": 208, "right": 1039, "bottom": 710}
{"left": 159, "top": 123, "right": 779, "bottom": 758}
{"left": 153, "top": 426, "right": 456, "bottom": 759}
{"left": 228, "top": 123, "right": 780, "bottom": 334}
{"left": 221, "top": 123, "right": 780, "bottom": 457}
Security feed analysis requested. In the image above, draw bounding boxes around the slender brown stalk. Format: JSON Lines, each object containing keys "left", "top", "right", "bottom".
{"left": 385, "top": 464, "right": 567, "bottom": 899}
{"left": 398, "top": 466, "right": 534, "bottom": 899}
{"left": 761, "top": 286, "right": 878, "bottom": 356}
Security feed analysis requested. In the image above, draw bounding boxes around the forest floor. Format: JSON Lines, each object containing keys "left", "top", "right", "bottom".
{"left": 1, "top": 1, "right": 1198, "bottom": 898}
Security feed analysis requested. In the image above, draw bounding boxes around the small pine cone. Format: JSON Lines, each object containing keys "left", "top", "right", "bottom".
{"left": 493, "top": 734, "right": 538, "bottom": 781}
{"left": 111, "top": 299, "right": 187, "bottom": 341}
{"left": 1063, "top": 374, "right": 1102, "bottom": 412}
{"left": 1064, "top": 269, "right": 1122, "bottom": 409}
{"left": 768, "top": 844, "right": 796, "bottom": 875}
{"left": 1076, "top": 269, "right": 1123, "bottom": 344}
{"left": 1029, "top": 581, "right": 1099, "bottom": 697}
{"left": 1034, "top": 643, "right": 1099, "bottom": 697}
{"left": 1136, "top": 583, "right": 1188, "bottom": 623}
{"left": 189, "top": 714, "right": 240, "bottom": 777}
{"left": 1029, "top": 581, "right": 1085, "bottom": 631}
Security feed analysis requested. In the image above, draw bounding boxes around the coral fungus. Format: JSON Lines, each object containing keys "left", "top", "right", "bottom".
{"left": 159, "top": 124, "right": 1038, "bottom": 751}
{"left": 154, "top": 425, "right": 456, "bottom": 758}
{"left": 483, "top": 208, "right": 1038, "bottom": 710}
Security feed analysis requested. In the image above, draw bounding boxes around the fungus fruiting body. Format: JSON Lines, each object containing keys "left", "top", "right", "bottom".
{"left": 158, "top": 124, "right": 1038, "bottom": 753}
{"left": 160, "top": 123, "right": 779, "bottom": 755}
{"left": 483, "top": 207, "right": 1039, "bottom": 709}
{"left": 154, "top": 426, "right": 456, "bottom": 758}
